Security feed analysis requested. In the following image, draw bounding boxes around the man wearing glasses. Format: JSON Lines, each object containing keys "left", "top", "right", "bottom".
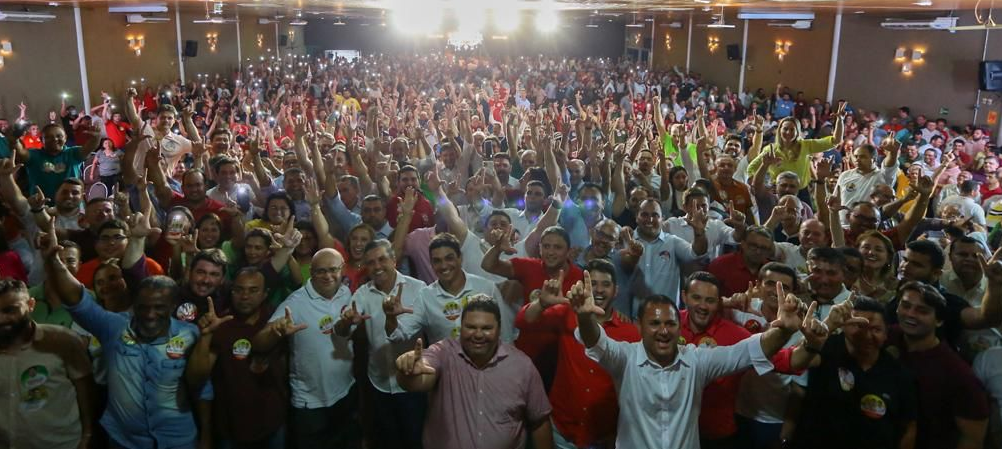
{"left": 707, "top": 226, "right": 776, "bottom": 297}
{"left": 252, "top": 248, "right": 363, "bottom": 449}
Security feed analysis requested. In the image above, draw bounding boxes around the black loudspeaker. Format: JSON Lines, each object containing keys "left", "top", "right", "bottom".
{"left": 980, "top": 61, "right": 1002, "bottom": 91}
{"left": 183, "top": 40, "right": 198, "bottom": 58}
{"left": 279, "top": 35, "right": 288, "bottom": 47}
{"left": 726, "top": 44, "right": 740, "bottom": 61}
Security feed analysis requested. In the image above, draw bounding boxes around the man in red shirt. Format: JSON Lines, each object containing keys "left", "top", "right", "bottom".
{"left": 515, "top": 259, "right": 640, "bottom": 447}
{"left": 679, "top": 271, "right": 754, "bottom": 448}
{"left": 707, "top": 226, "right": 775, "bottom": 297}
{"left": 104, "top": 111, "right": 132, "bottom": 149}
{"left": 483, "top": 225, "right": 584, "bottom": 390}
{"left": 386, "top": 166, "right": 434, "bottom": 233}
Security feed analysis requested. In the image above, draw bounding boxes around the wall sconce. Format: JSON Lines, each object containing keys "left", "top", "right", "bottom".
{"left": 127, "top": 35, "right": 145, "bottom": 56}
{"left": 0, "top": 41, "right": 11, "bottom": 56}
{"left": 911, "top": 49, "right": 924, "bottom": 62}
{"left": 633, "top": 33, "right": 642, "bottom": 46}
{"left": 665, "top": 33, "right": 671, "bottom": 51}
{"left": 901, "top": 62, "right": 913, "bottom": 75}
{"left": 774, "top": 40, "right": 792, "bottom": 61}
{"left": 287, "top": 29, "right": 295, "bottom": 42}
{"left": 256, "top": 33, "right": 263, "bottom": 48}
{"left": 708, "top": 36, "right": 719, "bottom": 53}
{"left": 206, "top": 32, "right": 218, "bottom": 52}
{"left": 0, "top": 55, "right": 4, "bottom": 69}
{"left": 894, "top": 47, "right": 907, "bottom": 61}
{"left": 894, "top": 47, "right": 925, "bottom": 75}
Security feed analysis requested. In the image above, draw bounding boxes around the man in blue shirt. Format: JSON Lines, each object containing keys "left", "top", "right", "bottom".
{"left": 41, "top": 218, "right": 215, "bottom": 449}
{"left": 15, "top": 123, "right": 99, "bottom": 198}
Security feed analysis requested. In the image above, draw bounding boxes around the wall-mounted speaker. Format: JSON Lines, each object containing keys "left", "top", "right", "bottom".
{"left": 184, "top": 40, "right": 198, "bottom": 58}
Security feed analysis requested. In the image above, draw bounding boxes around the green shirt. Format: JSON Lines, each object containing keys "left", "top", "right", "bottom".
{"left": 28, "top": 284, "right": 75, "bottom": 328}
{"left": 746, "top": 136, "right": 835, "bottom": 190}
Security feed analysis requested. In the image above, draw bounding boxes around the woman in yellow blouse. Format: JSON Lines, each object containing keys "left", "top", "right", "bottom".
{"left": 746, "top": 102, "right": 846, "bottom": 190}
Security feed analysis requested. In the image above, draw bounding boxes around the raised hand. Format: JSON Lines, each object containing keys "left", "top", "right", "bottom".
{"left": 539, "top": 270, "right": 569, "bottom": 308}
{"left": 811, "top": 156, "right": 834, "bottom": 180}
{"left": 36, "top": 216, "right": 62, "bottom": 259}
{"left": 340, "top": 301, "right": 371, "bottom": 325}
{"left": 395, "top": 338, "right": 436, "bottom": 376}
{"left": 619, "top": 226, "right": 643, "bottom": 258}
{"left": 823, "top": 293, "right": 869, "bottom": 330}
{"left": 128, "top": 212, "right": 152, "bottom": 238}
{"left": 723, "top": 281, "right": 756, "bottom": 312}
{"left": 274, "top": 306, "right": 308, "bottom": 338}
{"left": 914, "top": 175, "right": 935, "bottom": 197}
{"left": 979, "top": 247, "right": 1002, "bottom": 284}
{"left": 401, "top": 187, "right": 418, "bottom": 216}
{"left": 0, "top": 157, "right": 21, "bottom": 177}
{"left": 687, "top": 206, "right": 708, "bottom": 233}
{"left": 382, "top": 284, "right": 413, "bottom": 317}
{"left": 825, "top": 186, "right": 842, "bottom": 212}
{"left": 488, "top": 226, "right": 517, "bottom": 255}
{"left": 569, "top": 271, "right": 605, "bottom": 316}
{"left": 770, "top": 281, "right": 803, "bottom": 331}
{"left": 799, "top": 301, "right": 830, "bottom": 350}
{"left": 723, "top": 201, "right": 746, "bottom": 228}
{"left": 27, "top": 186, "right": 47, "bottom": 212}
{"left": 197, "top": 297, "right": 234, "bottom": 336}
{"left": 762, "top": 150, "right": 782, "bottom": 167}
{"left": 303, "top": 177, "right": 322, "bottom": 207}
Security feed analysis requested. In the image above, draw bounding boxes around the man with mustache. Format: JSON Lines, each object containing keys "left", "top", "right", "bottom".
{"left": 0, "top": 278, "right": 96, "bottom": 449}
{"left": 174, "top": 249, "right": 229, "bottom": 324}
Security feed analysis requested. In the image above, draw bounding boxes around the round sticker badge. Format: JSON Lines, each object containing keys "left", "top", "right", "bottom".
{"left": 698, "top": 336, "right": 718, "bottom": 348}
{"left": 176, "top": 302, "right": 198, "bottom": 322}
{"left": 20, "top": 386, "right": 49, "bottom": 412}
{"left": 318, "top": 315, "right": 335, "bottom": 335}
{"left": 21, "top": 365, "right": 49, "bottom": 390}
{"left": 232, "top": 339, "right": 252, "bottom": 360}
{"left": 166, "top": 336, "right": 188, "bottom": 359}
{"left": 860, "top": 394, "right": 887, "bottom": 419}
{"left": 838, "top": 367, "right": 855, "bottom": 392}
{"left": 443, "top": 301, "right": 462, "bottom": 321}
{"left": 744, "top": 319, "right": 762, "bottom": 333}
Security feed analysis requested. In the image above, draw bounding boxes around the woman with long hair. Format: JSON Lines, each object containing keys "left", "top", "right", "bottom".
{"left": 855, "top": 230, "right": 897, "bottom": 303}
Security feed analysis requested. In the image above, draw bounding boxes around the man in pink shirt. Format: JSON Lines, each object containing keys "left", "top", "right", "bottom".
{"left": 396, "top": 296, "right": 554, "bottom": 449}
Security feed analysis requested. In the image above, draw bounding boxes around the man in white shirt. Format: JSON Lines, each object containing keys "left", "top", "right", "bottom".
{"left": 939, "top": 180, "right": 987, "bottom": 227}
{"left": 124, "top": 89, "right": 195, "bottom": 174}
{"left": 664, "top": 188, "right": 744, "bottom": 275}
{"left": 572, "top": 269, "right": 813, "bottom": 449}
{"left": 386, "top": 233, "right": 512, "bottom": 344}
{"left": 251, "top": 249, "right": 360, "bottom": 449}
{"left": 353, "top": 239, "right": 428, "bottom": 449}
{"left": 836, "top": 141, "right": 899, "bottom": 225}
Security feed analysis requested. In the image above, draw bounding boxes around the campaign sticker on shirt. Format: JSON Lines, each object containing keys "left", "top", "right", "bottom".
{"left": 838, "top": 367, "right": 855, "bottom": 392}
{"left": 166, "top": 336, "right": 188, "bottom": 359}
{"left": 232, "top": 339, "right": 252, "bottom": 360}
{"left": 451, "top": 326, "right": 461, "bottom": 339}
{"left": 697, "top": 336, "right": 717, "bottom": 348}
{"left": 20, "top": 386, "right": 49, "bottom": 412}
{"left": 659, "top": 250, "right": 672, "bottom": 261}
{"left": 176, "top": 302, "right": 198, "bottom": 322}
{"left": 860, "top": 394, "right": 887, "bottom": 419}
{"left": 318, "top": 315, "right": 335, "bottom": 335}
{"left": 121, "top": 331, "right": 136, "bottom": 345}
{"left": 443, "top": 301, "right": 462, "bottom": 321}
{"left": 21, "top": 365, "right": 49, "bottom": 390}
{"left": 678, "top": 336, "right": 687, "bottom": 345}
{"left": 743, "top": 320, "right": 762, "bottom": 333}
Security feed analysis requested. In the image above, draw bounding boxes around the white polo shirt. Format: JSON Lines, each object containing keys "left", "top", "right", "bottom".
{"left": 352, "top": 272, "right": 427, "bottom": 394}
{"left": 389, "top": 272, "right": 512, "bottom": 344}
{"left": 268, "top": 280, "right": 354, "bottom": 409}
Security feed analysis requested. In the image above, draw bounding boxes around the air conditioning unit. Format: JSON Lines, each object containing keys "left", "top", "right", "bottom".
{"left": 258, "top": 18, "right": 279, "bottom": 24}
{"left": 738, "top": 10, "right": 815, "bottom": 20}
{"left": 109, "top": 3, "right": 167, "bottom": 13}
{"left": 192, "top": 17, "right": 237, "bottom": 24}
{"left": 126, "top": 14, "right": 169, "bottom": 23}
{"left": 768, "top": 20, "right": 813, "bottom": 29}
{"left": 881, "top": 17, "right": 958, "bottom": 31}
{"left": 0, "top": 10, "right": 57, "bottom": 22}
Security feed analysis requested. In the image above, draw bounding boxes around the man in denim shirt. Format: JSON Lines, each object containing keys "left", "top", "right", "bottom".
{"left": 42, "top": 215, "right": 214, "bottom": 449}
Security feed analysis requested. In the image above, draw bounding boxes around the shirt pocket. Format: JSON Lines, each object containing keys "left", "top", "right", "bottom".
{"left": 159, "top": 359, "right": 187, "bottom": 381}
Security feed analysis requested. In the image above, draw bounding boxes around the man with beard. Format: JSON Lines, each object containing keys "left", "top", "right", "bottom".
{"left": 326, "top": 187, "right": 394, "bottom": 241}
{"left": 664, "top": 187, "right": 746, "bottom": 267}
{"left": 515, "top": 259, "right": 640, "bottom": 448}
{"left": 942, "top": 236, "right": 998, "bottom": 360}
{"left": 885, "top": 240, "right": 1002, "bottom": 351}
{"left": 707, "top": 226, "right": 776, "bottom": 297}
{"left": 395, "top": 297, "right": 554, "bottom": 449}
{"left": 124, "top": 89, "right": 196, "bottom": 175}
{"left": 353, "top": 239, "right": 427, "bottom": 449}
{"left": 827, "top": 173, "right": 933, "bottom": 251}
{"left": 788, "top": 297, "right": 918, "bottom": 449}
{"left": 887, "top": 281, "right": 990, "bottom": 449}
{"left": 386, "top": 233, "right": 509, "bottom": 343}
{"left": 174, "top": 249, "right": 229, "bottom": 324}
{"left": 49, "top": 238, "right": 218, "bottom": 449}
{"left": 804, "top": 247, "right": 854, "bottom": 318}
{"left": 386, "top": 166, "right": 434, "bottom": 233}
{"left": 152, "top": 169, "right": 228, "bottom": 230}
{"left": 0, "top": 159, "right": 86, "bottom": 233}
{"left": 187, "top": 267, "right": 286, "bottom": 448}
{"left": 0, "top": 278, "right": 96, "bottom": 449}
{"left": 573, "top": 267, "right": 817, "bottom": 449}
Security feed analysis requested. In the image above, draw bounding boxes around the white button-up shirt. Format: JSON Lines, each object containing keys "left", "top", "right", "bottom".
{"left": 663, "top": 217, "right": 736, "bottom": 275}
{"left": 353, "top": 272, "right": 428, "bottom": 394}
{"left": 579, "top": 328, "right": 773, "bottom": 449}
{"left": 631, "top": 230, "right": 703, "bottom": 313}
{"left": 269, "top": 280, "right": 354, "bottom": 409}
{"left": 389, "top": 272, "right": 511, "bottom": 345}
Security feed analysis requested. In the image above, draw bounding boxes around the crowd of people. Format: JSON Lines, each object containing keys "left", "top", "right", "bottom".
{"left": 1, "top": 50, "right": 1001, "bottom": 449}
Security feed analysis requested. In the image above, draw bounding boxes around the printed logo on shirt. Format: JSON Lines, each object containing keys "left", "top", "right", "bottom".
{"left": 443, "top": 301, "right": 462, "bottom": 321}
{"left": 659, "top": 250, "right": 671, "bottom": 261}
{"left": 743, "top": 319, "right": 762, "bottom": 333}
{"left": 232, "top": 339, "right": 252, "bottom": 360}
{"left": 678, "top": 336, "right": 687, "bottom": 345}
{"left": 21, "top": 365, "right": 49, "bottom": 389}
{"left": 451, "top": 326, "right": 461, "bottom": 339}
{"left": 845, "top": 182, "right": 858, "bottom": 194}
{"left": 697, "top": 336, "right": 717, "bottom": 348}
{"left": 838, "top": 367, "right": 855, "bottom": 392}
{"left": 176, "top": 302, "right": 198, "bottom": 322}
{"left": 318, "top": 315, "right": 335, "bottom": 335}
{"left": 860, "top": 394, "right": 887, "bottom": 419}
{"left": 20, "top": 365, "right": 51, "bottom": 411}
{"left": 121, "top": 331, "right": 137, "bottom": 345}
{"left": 41, "top": 162, "right": 68, "bottom": 174}
{"left": 166, "top": 336, "right": 188, "bottom": 359}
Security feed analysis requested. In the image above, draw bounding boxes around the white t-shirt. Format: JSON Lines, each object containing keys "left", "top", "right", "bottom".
{"left": 133, "top": 124, "right": 193, "bottom": 173}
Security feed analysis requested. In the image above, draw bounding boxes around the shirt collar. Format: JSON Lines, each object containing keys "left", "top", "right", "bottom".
{"left": 305, "top": 279, "right": 345, "bottom": 302}
{"left": 635, "top": 342, "right": 687, "bottom": 370}
{"left": 432, "top": 274, "right": 473, "bottom": 298}
{"left": 456, "top": 341, "right": 511, "bottom": 369}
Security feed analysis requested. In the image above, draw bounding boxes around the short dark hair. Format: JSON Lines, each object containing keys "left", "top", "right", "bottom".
{"left": 587, "top": 258, "right": 617, "bottom": 285}
{"left": 808, "top": 247, "right": 846, "bottom": 268}
{"left": 59, "top": 178, "right": 84, "bottom": 189}
{"left": 492, "top": 152, "right": 511, "bottom": 162}
{"left": 683, "top": 271, "right": 722, "bottom": 295}
{"left": 211, "top": 156, "right": 239, "bottom": 175}
{"left": 841, "top": 247, "right": 863, "bottom": 262}
{"left": 97, "top": 218, "right": 129, "bottom": 236}
{"left": 233, "top": 266, "right": 267, "bottom": 290}
{"left": 759, "top": 262, "right": 799, "bottom": 292}
{"left": 137, "top": 275, "right": 179, "bottom": 299}
{"left": 540, "top": 226, "right": 571, "bottom": 248}
{"left": 460, "top": 294, "right": 502, "bottom": 325}
{"left": 363, "top": 239, "right": 394, "bottom": 258}
{"left": 86, "top": 196, "right": 113, "bottom": 208}
{"left": 59, "top": 240, "right": 81, "bottom": 252}
{"left": 959, "top": 180, "right": 978, "bottom": 195}
{"left": 683, "top": 187, "right": 709, "bottom": 205}
{"left": 0, "top": 278, "right": 28, "bottom": 297}
{"left": 950, "top": 235, "right": 984, "bottom": 256}
{"left": 897, "top": 280, "right": 947, "bottom": 320}
{"left": 638, "top": 295, "right": 680, "bottom": 321}
{"left": 487, "top": 210, "right": 511, "bottom": 223}
{"left": 398, "top": 165, "right": 419, "bottom": 177}
{"left": 190, "top": 249, "right": 228, "bottom": 271}
{"left": 906, "top": 239, "right": 946, "bottom": 270}
{"left": 852, "top": 296, "right": 886, "bottom": 315}
{"left": 429, "top": 233, "right": 462, "bottom": 257}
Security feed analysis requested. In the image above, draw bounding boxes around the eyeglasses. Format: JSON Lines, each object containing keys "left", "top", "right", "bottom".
{"left": 311, "top": 265, "right": 344, "bottom": 276}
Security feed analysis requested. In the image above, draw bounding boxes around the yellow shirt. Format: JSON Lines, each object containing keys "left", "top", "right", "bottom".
{"left": 746, "top": 136, "right": 835, "bottom": 190}
{"left": 895, "top": 171, "right": 917, "bottom": 214}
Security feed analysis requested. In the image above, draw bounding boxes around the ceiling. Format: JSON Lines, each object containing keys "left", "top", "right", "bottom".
{"left": 2, "top": 0, "right": 994, "bottom": 18}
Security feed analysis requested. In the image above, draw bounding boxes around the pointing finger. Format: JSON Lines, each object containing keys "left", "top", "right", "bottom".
{"left": 206, "top": 296, "right": 216, "bottom": 316}
{"left": 284, "top": 306, "right": 293, "bottom": 322}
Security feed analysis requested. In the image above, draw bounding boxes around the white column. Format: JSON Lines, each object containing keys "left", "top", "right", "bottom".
{"left": 649, "top": 18, "right": 656, "bottom": 69}
{"left": 236, "top": 8, "right": 243, "bottom": 70}
{"left": 175, "top": 2, "right": 185, "bottom": 84}
{"left": 73, "top": 6, "right": 91, "bottom": 110}
{"left": 275, "top": 22, "right": 281, "bottom": 59}
{"left": 826, "top": 11, "right": 843, "bottom": 102}
{"left": 739, "top": 19, "right": 748, "bottom": 94}
{"left": 685, "top": 11, "right": 693, "bottom": 73}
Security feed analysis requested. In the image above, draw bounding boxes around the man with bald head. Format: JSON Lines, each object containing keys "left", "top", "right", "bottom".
{"left": 252, "top": 248, "right": 364, "bottom": 448}
{"left": 774, "top": 218, "right": 831, "bottom": 274}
